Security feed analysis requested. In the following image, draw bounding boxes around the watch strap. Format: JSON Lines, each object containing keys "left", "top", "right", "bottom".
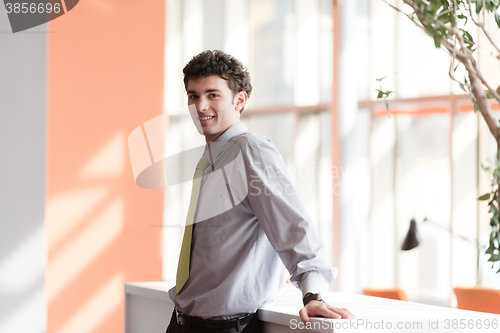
{"left": 303, "top": 293, "right": 324, "bottom": 306}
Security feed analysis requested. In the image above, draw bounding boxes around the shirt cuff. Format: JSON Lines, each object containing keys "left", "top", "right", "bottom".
{"left": 300, "top": 270, "right": 335, "bottom": 298}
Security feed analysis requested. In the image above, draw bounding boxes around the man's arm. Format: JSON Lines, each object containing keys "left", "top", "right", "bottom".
{"left": 241, "top": 138, "right": 354, "bottom": 320}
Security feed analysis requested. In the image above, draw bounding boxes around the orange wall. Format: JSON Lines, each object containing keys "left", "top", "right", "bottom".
{"left": 47, "top": 1, "right": 164, "bottom": 332}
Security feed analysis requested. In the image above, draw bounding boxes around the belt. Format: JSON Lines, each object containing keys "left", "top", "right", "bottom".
{"left": 175, "top": 308, "right": 256, "bottom": 331}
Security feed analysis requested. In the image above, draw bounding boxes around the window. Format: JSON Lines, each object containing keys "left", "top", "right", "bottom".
{"left": 163, "top": 0, "right": 335, "bottom": 280}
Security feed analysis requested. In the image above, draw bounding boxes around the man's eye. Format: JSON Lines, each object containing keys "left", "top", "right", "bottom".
{"left": 209, "top": 94, "right": 219, "bottom": 98}
{"left": 189, "top": 95, "right": 198, "bottom": 99}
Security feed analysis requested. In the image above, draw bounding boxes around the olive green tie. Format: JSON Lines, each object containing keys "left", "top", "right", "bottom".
{"left": 176, "top": 154, "right": 210, "bottom": 294}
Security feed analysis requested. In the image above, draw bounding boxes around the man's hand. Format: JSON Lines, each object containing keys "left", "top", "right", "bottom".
{"left": 299, "top": 300, "right": 355, "bottom": 323}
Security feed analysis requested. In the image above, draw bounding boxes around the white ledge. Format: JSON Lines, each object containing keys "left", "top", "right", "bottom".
{"left": 125, "top": 281, "right": 500, "bottom": 333}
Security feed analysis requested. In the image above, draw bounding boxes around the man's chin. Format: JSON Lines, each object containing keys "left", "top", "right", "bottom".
{"left": 201, "top": 127, "right": 215, "bottom": 136}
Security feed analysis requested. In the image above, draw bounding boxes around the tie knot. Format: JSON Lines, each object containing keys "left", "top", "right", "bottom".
{"left": 196, "top": 154, "right": 210, "bottom": 170}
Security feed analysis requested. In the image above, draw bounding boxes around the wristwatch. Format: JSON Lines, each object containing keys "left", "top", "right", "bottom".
{"left": 303, "top": 293, "right": 324, "bottom": 306}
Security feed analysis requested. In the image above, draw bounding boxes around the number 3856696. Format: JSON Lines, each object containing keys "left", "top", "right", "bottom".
{"left": 5, "top": 2, "right": 61, "bottom": 14}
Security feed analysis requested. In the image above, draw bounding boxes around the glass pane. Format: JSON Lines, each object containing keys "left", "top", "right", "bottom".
{"left": 354, "top": 0, "right": 370, "bottom": 101}
{"left": 451, "top": 112, "right": 478, "bottom": 288}
{"left": 320, "top": 0, "right": 333, "bottom": 104}
{"left": 396, "top": 114, "right": 451, "bottom": 304}
{"left": 370, "top": 116, "right": 397, "bottom": 288}
{"left": 203, "top": 0, "right": 224, "bottom": 50}
{"left": 223, "top": 0, "right": 250, "bottom": 67}
{"left": 244, "top": 112, "right": 294, "bottom": 164}
{"left": 250, "top": 0, "right": 293, "bottom": 107}
{"left": 294, "top": 112, "right": 334, "bottom": 262}
{"left": 183, "top": 0, "right": 205, "bottom": 64}
{"left": 395, "top": 13, "right": 451, "bottom": 98}
{"left": 369, "top": 0, "right": 397, "bottom": 100}
{"left": 295, "top": 113, "right": 321, "bottom": 226}
{"left": 293, "top": 0, "right": 320, "bottom": 106}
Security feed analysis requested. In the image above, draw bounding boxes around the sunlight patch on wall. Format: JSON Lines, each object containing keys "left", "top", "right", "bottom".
{"left": 47, "top": 187, "right": 109, "bottom": 249}
{"left": 58, "top": 273, "right": 123, "bottom": 333}
{"left": 80, "top": 133, "right": 125, "bottom": 178}
{"left": 48, "top": 198, "right": 123, "bottom": 301}
{"left": 0, "top": 225, "right": 45, "bottom": 293}
{"left": 0, "top": 287, "right": 46, "bottom": 333}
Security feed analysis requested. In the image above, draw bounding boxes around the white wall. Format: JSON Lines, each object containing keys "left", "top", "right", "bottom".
{"left": 0, "top": 10, "right": 47, "bottom": 333}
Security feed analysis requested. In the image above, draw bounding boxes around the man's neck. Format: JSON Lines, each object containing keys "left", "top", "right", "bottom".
{"left": 206, "top": 123, "right": 239, "bottom": 147}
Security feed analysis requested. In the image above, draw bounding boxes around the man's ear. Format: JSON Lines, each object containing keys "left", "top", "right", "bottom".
{"left": 234, "top": 91, "right": 248, "bottom": 112}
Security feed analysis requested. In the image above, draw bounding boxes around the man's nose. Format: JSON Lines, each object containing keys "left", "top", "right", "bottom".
{"left": 196, "top": 97, "right": 209, "bottom": 112}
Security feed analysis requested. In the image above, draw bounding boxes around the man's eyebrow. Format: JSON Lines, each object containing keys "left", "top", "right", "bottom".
{"left": 187, "top": 89, "right": 222, "bottom": 95}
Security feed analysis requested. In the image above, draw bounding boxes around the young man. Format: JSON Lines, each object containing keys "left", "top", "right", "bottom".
{"left": 166, "top": 50, "right": 354, "bottom": 333}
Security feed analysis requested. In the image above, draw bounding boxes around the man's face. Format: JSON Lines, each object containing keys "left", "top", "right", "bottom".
{"left": 187, "top": 75, "right": 246, "bottom": 144}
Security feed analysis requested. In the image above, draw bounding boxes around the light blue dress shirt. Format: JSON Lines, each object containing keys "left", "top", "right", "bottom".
{"left": 168, "top": 122, "right": 337, "bottom": 319}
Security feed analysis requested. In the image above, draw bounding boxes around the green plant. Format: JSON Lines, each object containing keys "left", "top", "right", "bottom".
{"left": 478, "top": 160, "right": 500, "bottom": 272}
{"left": 381, "top": 0, "right": 500, "bottom": 270}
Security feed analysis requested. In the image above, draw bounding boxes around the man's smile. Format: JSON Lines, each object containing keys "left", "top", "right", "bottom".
{"left": 198, "top": 115, "right": 215, "bottom": 122}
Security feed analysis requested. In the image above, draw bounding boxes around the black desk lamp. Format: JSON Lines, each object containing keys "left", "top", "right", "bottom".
{"left": 401, "top": 217, "right": 483, "bottom": 284}
{"left": 401, "top": 218, "right": 421, "bottom": 251}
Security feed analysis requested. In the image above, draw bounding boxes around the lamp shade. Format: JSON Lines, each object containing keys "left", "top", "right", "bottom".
{"left": 401, "top": 219, "right": 421, "bottom": 251}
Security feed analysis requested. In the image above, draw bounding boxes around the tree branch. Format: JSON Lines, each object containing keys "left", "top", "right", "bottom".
{"left": 403, "top": 0, "right": 500, "bottom": 147}
{"left": 466, "top": 0, "right": 500, "bottom": 55}
{"left": 469, "top": 72, "right": 500, "bottom": 150}
{"left": 382, "top": 0, "right": 427, "bottom": 34}
{"left": 475, "top": 67, "right": 500, "bottom": 105}
{"left": 448, "top": 0, "right": 462, "bottom": 88}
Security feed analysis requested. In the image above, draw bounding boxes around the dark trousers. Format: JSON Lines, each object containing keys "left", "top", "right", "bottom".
{"left": 165, "top": 310, "right": 265, "bottom": 333}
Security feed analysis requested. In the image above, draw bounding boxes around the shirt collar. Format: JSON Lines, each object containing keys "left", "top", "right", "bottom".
{"left": 205, "top": 122, "right": 245, "bottom": 166}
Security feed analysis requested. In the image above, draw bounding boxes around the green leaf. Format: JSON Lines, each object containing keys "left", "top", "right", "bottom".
{"left": 433, "top": 36, "right": 441, "bottom": 48}
{"left": 479, "top": 193, "right": 491, "bottom": 200}
{"left": 486, "top": 0, "right": 500, "bottom": 11}
{"left": 494, "top": 168, "right": 500, "bottom": 178}
{"left": 458, "top": 14, "right": 468, "bottom": 25}
{"left": 461, "top": 29, "right": 475, "bottom": 45}
{"left": 376, "top": 89, "right": 392, "bottom": 99}
{"left": 437, "top": 26, "right": 449, "bottom": 38}
{"left": 488, "top": 254, "right": 499, "bottom": 262}
{"left": 486, "top": 246, "right": 496, "bottom": 255}
{"left": 459, "top": 83, "right": 466, "bottom": 92}
{"left": 489, "top": 204, "right": 498, "bottom": 213}
{"left": 486, "top": 237, "right": 496, "bottom": 254}
{"left": 495, "top": 12, "right": 500, "bottom": 29}
{"left": 477, "top": 0, "right": 483, "bottom": 14}
{"left": 481, "top": 163, "right": 491, "bottom": 172}
{"left": 486, "top": 90, "right": 494, "bottom": 99}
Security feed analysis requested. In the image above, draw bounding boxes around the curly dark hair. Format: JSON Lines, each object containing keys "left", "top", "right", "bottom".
{"left": 183, "top": 50, "right": 253, "bottom": 113}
